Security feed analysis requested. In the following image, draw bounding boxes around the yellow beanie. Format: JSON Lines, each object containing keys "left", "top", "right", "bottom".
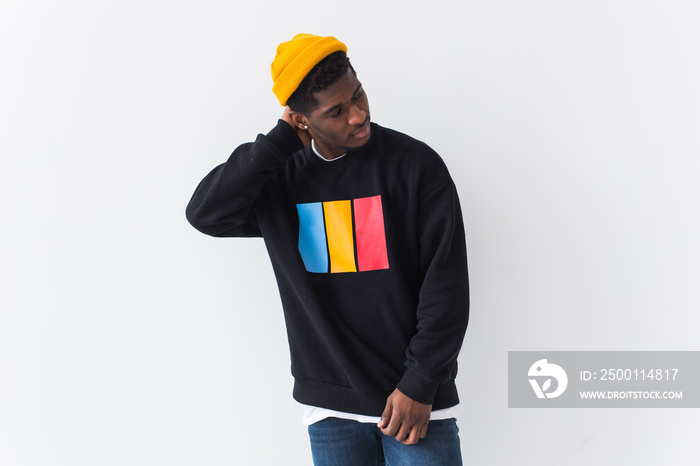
{"left": 271, "top": 33, "right": 347, "bottom": 106}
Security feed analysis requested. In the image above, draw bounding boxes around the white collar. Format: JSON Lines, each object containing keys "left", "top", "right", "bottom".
{"left": 311, "top": 139, "right": 347, "bottom": 162}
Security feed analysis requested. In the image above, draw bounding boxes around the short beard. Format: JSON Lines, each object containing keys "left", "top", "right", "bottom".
{"left": 345, "top": 125, "right": 374, "bottom": 156}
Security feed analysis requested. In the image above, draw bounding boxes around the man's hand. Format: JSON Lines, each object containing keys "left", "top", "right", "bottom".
{"left": 377, "top": 388, "right": 432, "bottom": 445}
{"left": 281, "top": 106, "right": 311, "bottom": 146}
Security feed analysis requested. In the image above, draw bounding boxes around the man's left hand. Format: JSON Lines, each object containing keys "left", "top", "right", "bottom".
{"left": 377, "top": 388, "right": 432, "bottom": 445}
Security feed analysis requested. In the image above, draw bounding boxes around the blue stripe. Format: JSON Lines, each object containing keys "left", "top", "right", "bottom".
{"left": 297, "top": 202, "right": 328, "bottom": 273}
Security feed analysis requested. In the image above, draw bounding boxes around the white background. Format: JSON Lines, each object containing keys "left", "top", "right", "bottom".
{"left": 1, "top": 0, "right": 699, "bottom": 464}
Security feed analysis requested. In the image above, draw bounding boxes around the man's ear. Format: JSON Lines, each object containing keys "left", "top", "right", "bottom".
{"left": 288, "top": 110, "right": 308, "bottom": 129}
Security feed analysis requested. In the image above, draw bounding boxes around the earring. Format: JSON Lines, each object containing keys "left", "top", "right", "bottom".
{"left": 304, "top": 125, "right": 308, "bottom": 130}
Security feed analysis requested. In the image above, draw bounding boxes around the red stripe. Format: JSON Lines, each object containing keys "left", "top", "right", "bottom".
{"left": 353, "top": 195, "right": 389, "bottom": 272}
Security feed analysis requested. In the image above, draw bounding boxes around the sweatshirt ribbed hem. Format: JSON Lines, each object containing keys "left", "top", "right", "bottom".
{"left": 293, "top": 378, "right": 459, "bottom": 417}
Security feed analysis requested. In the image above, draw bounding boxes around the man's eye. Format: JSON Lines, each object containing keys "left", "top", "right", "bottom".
{"left": 330, "top": 109, "right": 342, "bottom": 118}
{"left": 352, "top": 91, "right": 364, "bottom": 101}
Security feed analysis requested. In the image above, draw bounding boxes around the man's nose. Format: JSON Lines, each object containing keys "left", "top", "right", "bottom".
{"left": 348, "top": 104, "right": 366, "bottom": 125}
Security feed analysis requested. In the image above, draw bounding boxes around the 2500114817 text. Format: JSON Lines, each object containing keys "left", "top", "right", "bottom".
{"left": 579, "top": 369, "right": 679, "bottom": 382}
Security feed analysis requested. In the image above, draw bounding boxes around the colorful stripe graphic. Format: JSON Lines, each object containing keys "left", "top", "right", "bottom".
{"left": 353, "top": 195, "right": 390, "bottom": 272}
{"left": 297, "top": 202, "right": 328, "bottom": 273}
{"left": 323, "top": 200, "right": 357, "bottom": 273}
{"left": 297, "top": 195, "right": 389, "bottom": 274}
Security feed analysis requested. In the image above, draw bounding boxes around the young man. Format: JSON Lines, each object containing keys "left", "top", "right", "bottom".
{"left": 186, "top": 34, "right": 469, "bottom": 465}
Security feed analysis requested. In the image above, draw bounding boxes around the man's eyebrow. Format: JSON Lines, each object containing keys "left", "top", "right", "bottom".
{"left": 323, "top": 103, "right": 342, "bottom": 116}
{"left": 322, "top": 84, "right": 363, "bottom": 115}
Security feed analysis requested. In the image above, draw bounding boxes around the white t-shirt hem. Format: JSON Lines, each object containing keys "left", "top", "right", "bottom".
{"left": 301, "top": 404, "right": 459, "bottom": 426}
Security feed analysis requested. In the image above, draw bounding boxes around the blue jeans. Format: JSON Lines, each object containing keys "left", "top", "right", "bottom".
{"left": 308, "top": 417, "right": 462, "bottom": 465}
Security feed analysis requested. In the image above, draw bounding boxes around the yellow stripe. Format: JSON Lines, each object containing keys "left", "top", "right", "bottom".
{"left": 323, "top": 200, "right": 357, "bottom": 273}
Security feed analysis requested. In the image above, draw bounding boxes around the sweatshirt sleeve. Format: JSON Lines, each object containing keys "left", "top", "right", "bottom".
{"left": 185, "top": 120, "right": 304, "bottom": 237}
{"left": 395, "top": 176, "right": 470, "bottom": 405}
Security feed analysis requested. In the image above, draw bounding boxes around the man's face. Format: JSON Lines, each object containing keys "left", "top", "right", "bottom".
{"left": 304, "top": 68, "right": 371, "bottom": 159}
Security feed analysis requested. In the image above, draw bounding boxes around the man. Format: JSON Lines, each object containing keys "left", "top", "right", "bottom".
{"left": 186, "top": 33, "right": 469, "bottom": 465}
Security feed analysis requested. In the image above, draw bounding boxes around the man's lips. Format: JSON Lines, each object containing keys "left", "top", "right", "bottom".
{"left": 350, "top": 120, "right": 370, "bottom": 138}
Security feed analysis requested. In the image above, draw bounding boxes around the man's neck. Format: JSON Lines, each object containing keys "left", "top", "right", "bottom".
{"left": 312, "top": 139, "right": 347, "bottom": 161}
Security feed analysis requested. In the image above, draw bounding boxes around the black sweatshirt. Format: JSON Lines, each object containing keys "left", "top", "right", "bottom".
{"left": 186, "top": 120, "right": 469, "bottom": 416}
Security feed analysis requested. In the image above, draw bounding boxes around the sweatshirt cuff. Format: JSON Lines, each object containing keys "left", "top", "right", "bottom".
{"left": 265, "top": 119, "right": 305, "bottom": 155}
{"left": 396, "top": 369, "right": 440, "bottom": 405}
